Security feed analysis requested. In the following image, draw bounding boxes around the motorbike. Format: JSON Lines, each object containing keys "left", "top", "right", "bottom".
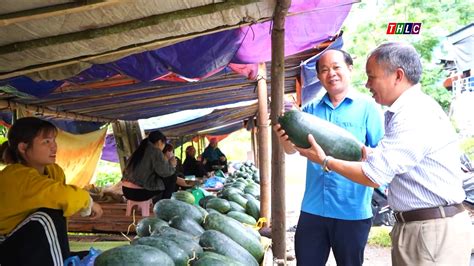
{"left": 371, "top": 185, "right": 395, "bottom": 226}
{"left": 370, "top": 154, "right": 474, "bottom": 227}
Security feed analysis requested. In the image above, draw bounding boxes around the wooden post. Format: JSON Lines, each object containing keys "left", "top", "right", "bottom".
{"left": 249, "top": 127, "right": 255, "bottom": 165}
{"left": 11, "top": 108, "right": 17, "bottom": 124}
{"left": 270, "top": 0, "right": 291, "bottom": 263}
{"left": 112, "top": 120, "right": 142, "bottom": 171}
{"left": 180, "top": 136, "right": 184, "bottom": 162}
{"left": 257, "top": 62, "right": 271, "bottom": 228}
{"left": 198, "top": 136, "right": 202, "bottom": 155}
{"left": 254, "top": 127, "right": 259, "bottom": 166}
{"left": 253, "top": 127, "right": 259, "bottom": 165}
{"left": 112, "top": 121, "right": 126, "bottom": 171}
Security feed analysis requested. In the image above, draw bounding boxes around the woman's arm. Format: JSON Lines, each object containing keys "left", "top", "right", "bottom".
{"left": 21, "top": 165, "right": 93, "bottom": 217}
{"left": 152, "top": 148, "right": 176, "bottom": 177}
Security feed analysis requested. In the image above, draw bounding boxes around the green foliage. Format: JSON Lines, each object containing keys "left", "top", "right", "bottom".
{"left": 0, "top": 125, "right": 7, "bottom": 144}
{"left": 69, "top": 241, "right": 129, "bottom": 252}
{"left": 219, "top": 129, "right": 252, "bottom": 162}
{"left": 368, "top": 227, "right": 391, "bottom": 247}
{"left": 420, "top": 64, "right": 452, "bottom": 112}
{"left": 94, "top": 160, "right": 122, "bottom": 187}
{"left": 460, "top": 138, "right": 474, "bottom": 161}
{"left": 0, "top": 125, "right": 6, "bottom": 136}
{"left": 343, "top": 0, "right": 473, "bottom": 108}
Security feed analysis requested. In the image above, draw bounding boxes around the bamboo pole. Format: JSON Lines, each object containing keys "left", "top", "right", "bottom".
{"left": 257, "top": 62, "right": 271, "bottom": 228}
{"left": 112, "top": 121, "right": 127, "bottom": 172}
{"left": 0, "top": 100, "right": 112, "bottom": 122}
{"left": 128, "top": 120, "right": 142, "bottom": 153}
{"left": 180, "top": 136, "right": 184, "bottom": 162}
{"left": 39, "top": 78, "right": 251, "bottom": 110}
{"left": 11, "top": 109, "right": 17, "bottom": 124}
{"left": 0, "top": 0, "right": 258, "bottom": 56}
{"left": 270, "top": 0, "right": 291, "bottom": 263}
{"left": 0, "top": 19, "right": 266, "bottom": 80}
{"left": 251, "top": 126, "right": 258, "bottom": 167}
{"left": 0, "top": 1, "right": 119, "bottom": 25}
{"left": 0, "top": 2, "right": 342, "bottom": 80}
{"left": 197, "top": 136, "right": 200, "bottom": 156}
{"left": 113, "top": 120, "right": 143, "bottom": 172}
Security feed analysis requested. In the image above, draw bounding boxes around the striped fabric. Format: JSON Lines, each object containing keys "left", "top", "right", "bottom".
{"left": 7, "top": 211, "right": 63, "bottom": 266}
{"left": 362, "top": 85, "right": 466, "bottom": 212}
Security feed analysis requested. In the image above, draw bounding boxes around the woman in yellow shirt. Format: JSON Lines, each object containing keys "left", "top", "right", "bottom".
{"left": 0, "top": 117, "right": 103, "bottom": 266}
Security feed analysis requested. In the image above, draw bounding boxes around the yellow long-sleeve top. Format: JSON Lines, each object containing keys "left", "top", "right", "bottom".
{"left": 0, "top": 163, "right": 90, "bottom": 235}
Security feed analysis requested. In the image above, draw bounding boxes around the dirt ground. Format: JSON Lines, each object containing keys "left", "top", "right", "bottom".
{"left": 283, "top": 208, "right": 391, "bottom": 266}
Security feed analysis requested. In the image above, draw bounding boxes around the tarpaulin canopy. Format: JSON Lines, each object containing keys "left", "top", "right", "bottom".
{"left": 446, "top": 23, "right": 474, "bottom": 73}
{"left": 0, "top": 0, "right": 354, "bottom": 136}
{"left": 158, "top": 102, "right": 259, "bottom": 137}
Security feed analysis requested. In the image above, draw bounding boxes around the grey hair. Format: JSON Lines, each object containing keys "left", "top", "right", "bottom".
{"left": 368, "top": 42, "right": 422, "bottom": 84}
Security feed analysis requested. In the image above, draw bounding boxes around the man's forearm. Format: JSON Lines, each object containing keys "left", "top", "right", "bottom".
{"left": 326, "top": 158, "right": 379, "bottom": 188}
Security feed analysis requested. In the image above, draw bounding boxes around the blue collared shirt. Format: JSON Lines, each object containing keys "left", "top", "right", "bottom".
{"left": 301, "top": 90, "right": 384, "bottom": 220}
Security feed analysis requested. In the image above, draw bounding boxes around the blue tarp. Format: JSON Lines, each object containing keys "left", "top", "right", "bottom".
{"left": 0, "top": 0, "right": 353, "bottom": 135}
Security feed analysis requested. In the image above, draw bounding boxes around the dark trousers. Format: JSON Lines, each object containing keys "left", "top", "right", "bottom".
{"left": 0, "top": 208, "right": 70, "bottom": 266}
{"left": 161, "top": 174, "right": 177, "bottom": 199}
{"left": 122, "top": 175, "right": 177, "bottom": 204}
{"left": 122, "top": 186, "right": 162, "bottom": 204}
{"left": 295, "top": 211, "right": 372, "bottom": 266}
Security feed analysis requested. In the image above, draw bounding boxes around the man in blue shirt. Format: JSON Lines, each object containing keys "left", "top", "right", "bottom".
{"left": 275, "top": 49, "right": 384, "bottom": 265}
{"left": 295, "top": 42, "right": 472, "bottom": 265}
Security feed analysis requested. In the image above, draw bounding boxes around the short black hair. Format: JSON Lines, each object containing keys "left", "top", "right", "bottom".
{"left": 315, "top": 49, "right": 353, "bottom": 74}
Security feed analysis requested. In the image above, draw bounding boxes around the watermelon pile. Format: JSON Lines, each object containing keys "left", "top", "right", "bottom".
{"left": 229, "top": 161, "right": 260, "bottom": 184}
{"left": 94, "top": 186, "right": 265, "bottom": 266}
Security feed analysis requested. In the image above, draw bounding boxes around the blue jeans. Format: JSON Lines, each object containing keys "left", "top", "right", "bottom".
{"left": 295, "top": 211, "right": 372, "bottom": 266}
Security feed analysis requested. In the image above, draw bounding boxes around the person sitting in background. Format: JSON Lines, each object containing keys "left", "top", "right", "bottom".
{"left": 0, "top": 117, "right": 103, "bottom": 265}
{"left": 202, "top": 138, "right": 228, "bottom": 173}
{"left": 162, "top": 143, "right": 184, "bottom": 197}
{"left": 183, "top": 146, "right": 207, "bottom": 178}
{"left": 121, "top": 130, "right": 176, "bottom": 204}
{"left": 167, "top": 145, "right": 203, "bottom": 190}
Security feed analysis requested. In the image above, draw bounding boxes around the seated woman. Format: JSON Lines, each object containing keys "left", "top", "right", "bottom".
{"left": 121, "top": 130, "right": 176, "bottom": 204}
{"left": 201, "top": 138, "right": 228, "bottom": 173}
{"left": 0, "top": 117, "right": 103, "bottom": 266}
{"left": 161, "top": 143, "right": 181, "bottom": 198}
{"left": 183, "top": 146, "right": 207, "bottom": 178}
{"left": 165, "top": 144, "right": 202, "bottom": 191}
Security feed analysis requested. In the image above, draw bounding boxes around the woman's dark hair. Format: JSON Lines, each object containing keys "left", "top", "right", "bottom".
{"left": 124, "top": 130, "right": 166, "bottom": 172}
{"left": 0, "top": 117, "right": 57, "bottom": 164}
{"left": 163, "top": 143, "right": 174, "bottom": 153}
{"left": 185, "top": 146, "right": 195, "bottom": 158}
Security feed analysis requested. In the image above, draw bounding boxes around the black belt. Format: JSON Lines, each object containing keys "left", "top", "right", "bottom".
{"left": 394, "top": 203, "right": 465, "bottom": 223}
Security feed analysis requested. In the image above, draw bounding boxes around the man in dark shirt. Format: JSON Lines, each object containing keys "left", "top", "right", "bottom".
{"left": 201, "top": 138, "right": 228, "bottom": 173}
{"left": 182, "top": 146, "right": 206, "bottom": 177}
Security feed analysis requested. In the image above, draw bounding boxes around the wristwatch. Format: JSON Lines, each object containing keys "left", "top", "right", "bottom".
{"left": 322, "top": 156, "right": 333, "bottom": 173}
